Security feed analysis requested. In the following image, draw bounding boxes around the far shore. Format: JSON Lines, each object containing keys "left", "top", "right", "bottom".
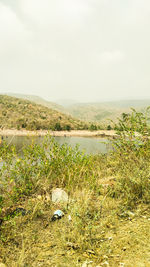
{"left": 0, "top": 129, "right": 117, "bottom": 138}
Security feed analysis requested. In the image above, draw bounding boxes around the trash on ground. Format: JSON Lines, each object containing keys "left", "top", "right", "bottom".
{"left": 51, "top": 210, "right": 64, "bottom": 221}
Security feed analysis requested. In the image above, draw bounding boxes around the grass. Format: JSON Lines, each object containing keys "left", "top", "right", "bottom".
{"left": 0, "top": 108, "right": 150, "bottom": 266}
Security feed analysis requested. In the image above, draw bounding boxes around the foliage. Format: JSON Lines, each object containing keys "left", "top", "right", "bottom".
{"left": 89, "top": 124, "right": 97, "bottom": 131}
{"left": 0, "top": 136, "right": 100, "bottom": 217}
{"left": 110, "top": 107, "right": 150, "bottom": 207}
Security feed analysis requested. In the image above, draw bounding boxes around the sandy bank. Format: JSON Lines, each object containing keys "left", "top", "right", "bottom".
{"left": 0, "top": 129, "right": 117, "bottom": 138}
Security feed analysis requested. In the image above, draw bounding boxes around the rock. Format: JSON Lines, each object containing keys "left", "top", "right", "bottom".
{"left": 52, "top": 188, "right": 68, "bottom": 203}
{"left": 0, "top": 263, "right": 7, "bottom": 267}
{"left": 68, "top": 215, "right": 72, "bottom": 221}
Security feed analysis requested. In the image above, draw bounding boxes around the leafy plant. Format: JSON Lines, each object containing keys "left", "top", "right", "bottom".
{"left": 110, "top": 107, "right": 150, "bottom": 207}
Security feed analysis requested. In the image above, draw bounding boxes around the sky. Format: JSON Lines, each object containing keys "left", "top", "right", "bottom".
{"left": 0, "top": 0, "right": 150, "bottom": 103}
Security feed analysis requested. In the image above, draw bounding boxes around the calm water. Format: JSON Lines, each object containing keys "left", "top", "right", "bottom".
{"left": 0, "top": 136, "right": 112, "bottom": 154}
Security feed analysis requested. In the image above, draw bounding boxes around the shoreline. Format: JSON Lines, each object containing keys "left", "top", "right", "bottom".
{"left": 0, "top": 129, "right": 117, "bottom": 138}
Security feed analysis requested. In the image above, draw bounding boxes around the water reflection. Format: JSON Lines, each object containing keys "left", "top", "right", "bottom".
{"left": 0, "top": 135, "right": 112, "bottom": 154}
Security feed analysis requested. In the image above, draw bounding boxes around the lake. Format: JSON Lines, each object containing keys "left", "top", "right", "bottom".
{"left": 0, "top": 135, "right": 112, "bottom": 154}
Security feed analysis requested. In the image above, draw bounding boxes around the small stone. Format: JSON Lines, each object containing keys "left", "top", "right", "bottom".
{"left": 122, "top": 247, "right": 127, "bottom": 251}
{"left": 52, "top": 188, "right": 68, "bottom": 203}
{"left": 119, "top": 263, "right": 125, "bottom": 267}
{"left": 68, "top": 215, "right": 72, "bottom": 221}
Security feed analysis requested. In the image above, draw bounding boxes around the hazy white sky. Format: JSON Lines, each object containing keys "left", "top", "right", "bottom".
{"left": 0, "top": 0, "right": 150, "bottom": 102}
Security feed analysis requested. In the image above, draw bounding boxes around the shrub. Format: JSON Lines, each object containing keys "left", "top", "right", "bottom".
{"left": 107, "top": 125, "right": 112, "bottom": 130}
{"left": 110, "top": 107, "right": 150, "bottom": 207}
{"left": 54, "top": 122, "right": 62, "bottom": 131}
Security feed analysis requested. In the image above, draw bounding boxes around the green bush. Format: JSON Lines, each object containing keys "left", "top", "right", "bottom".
{"left": 110, "top": 107, "right": 150, "bottom": 207}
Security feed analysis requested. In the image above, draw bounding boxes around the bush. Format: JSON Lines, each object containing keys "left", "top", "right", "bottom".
{"left": 110, "top": 107, "right": 150, "bottom": 207}
{"left": 107, "top": 125, "right": 112, "bottom": 130}
{"left": 0, "top": 137, "right": 99, "bottom": 217}
{"left": 64, "top": 124, "right": 71, "bottom": 131}
{"left": 89, "top": 124, "right": 97, "bottom": 131}
{"left": 54, "top": 122, "right": 62, "bottom": 131}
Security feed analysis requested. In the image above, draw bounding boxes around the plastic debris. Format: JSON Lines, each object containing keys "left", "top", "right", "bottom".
{"left": 51, "top": 210, "right": 64, "bottom": 221}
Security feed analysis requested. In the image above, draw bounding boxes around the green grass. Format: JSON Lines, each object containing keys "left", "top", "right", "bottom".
{"left": 0, "top": 108, "right": 150, "bottom": 266}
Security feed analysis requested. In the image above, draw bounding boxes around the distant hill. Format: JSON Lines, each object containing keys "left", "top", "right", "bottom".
{"left": 56, "top": 99, "right": 80, "bottom": 107}
{"left": 0, "top": 95, "right": 85, "bottom": 130}
{"left": 66, "top": 99, "right": 150, "bottom": 124}
{"left": 6, "top": 93, "right": 65, "bottom": 113}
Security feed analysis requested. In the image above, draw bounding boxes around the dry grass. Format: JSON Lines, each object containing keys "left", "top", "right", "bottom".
{"left": 0, "top": 189, "right": 150, "bottom": 267}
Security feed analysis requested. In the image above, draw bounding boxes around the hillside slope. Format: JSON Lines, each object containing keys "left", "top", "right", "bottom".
{"left": 66, "top": 100, "right": 150, "bottom": 123}
{"left": 5, "top": 94, "right": 150, "bottom": 124}
{"left": 6, "top": 93, "right": 65, "bottom": 112}
{"left": 0, "top": 95, "right": 85, "bottom": 131}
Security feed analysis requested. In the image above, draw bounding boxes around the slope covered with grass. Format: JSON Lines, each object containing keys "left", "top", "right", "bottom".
{"left": 0, "top": 95, "right": 85, "bottom": 131}
{"left": 66, "top": 100, "right": 150, "bottom": 124}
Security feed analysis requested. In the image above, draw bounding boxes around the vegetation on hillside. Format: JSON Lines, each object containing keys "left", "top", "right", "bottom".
{"left": 7, "top": 93, "right": 65, "bottom": 113}
{"left": 66, "top": 100, "right": 150, "bottom": 125}
{"left": 0, "top": 108, "right": 150, "bottom": 266}
{"left": 6, "top": 93, "right": 150, "bottom": 127}
{"left": 0, "top": 95, "right": 87, "bottom": 131}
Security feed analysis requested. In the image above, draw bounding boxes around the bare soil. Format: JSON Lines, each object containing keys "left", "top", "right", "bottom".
{"left": 0, "top": 129, "right": 117, "bottom": 138}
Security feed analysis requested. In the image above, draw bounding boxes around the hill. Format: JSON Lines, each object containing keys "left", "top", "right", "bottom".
{"left": 0, "top": 95, "right": 85, "bottom": 131}
{"left": 6, "top": 93, "right": 65, "bottom": 112}
{"left": 4, "top": 94, "right": 150, "bottom": 126}
{"left": 66, "top": 99, "right": 150, "bottom": 124}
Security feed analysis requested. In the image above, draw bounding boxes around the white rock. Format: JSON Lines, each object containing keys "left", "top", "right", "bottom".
{"left": 0, "top": 264, "right": 7, "bottom": 267}
{"left": 68, "top": 215, "right": 72, "bottom": 221}
{"left": 52, "top": 188, "right": 68, "bottom": 203}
